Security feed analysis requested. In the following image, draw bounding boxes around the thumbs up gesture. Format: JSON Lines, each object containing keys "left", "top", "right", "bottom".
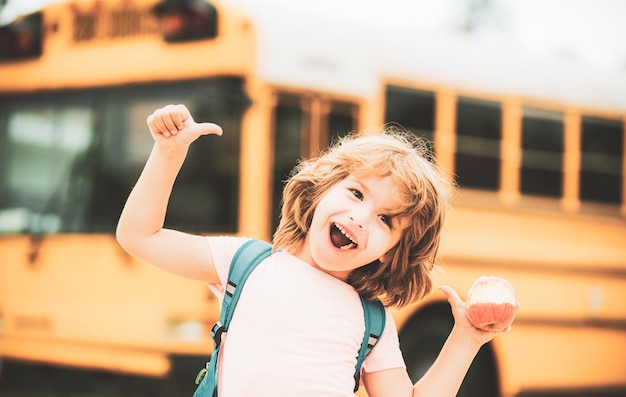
{"left": 147, "top": 104, "right": 223, "bottom": 151}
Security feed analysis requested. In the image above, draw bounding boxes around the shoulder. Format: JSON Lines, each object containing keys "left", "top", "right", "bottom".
{"left": 205, "top": 236, "right": 251, "bottom": 261}
{"left": 205, "top": 236, "right": 255, "bottom": 290}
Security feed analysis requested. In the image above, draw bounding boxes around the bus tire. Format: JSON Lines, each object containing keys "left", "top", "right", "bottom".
{"left": 399, "top": 303, "right": 500, "bottom": 397}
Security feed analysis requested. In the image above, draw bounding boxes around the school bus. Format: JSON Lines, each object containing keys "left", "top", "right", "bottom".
{"left": 0, "top": 0, "right": 625, "bottom": 396}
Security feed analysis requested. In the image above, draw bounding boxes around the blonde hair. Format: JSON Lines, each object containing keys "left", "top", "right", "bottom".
{"left": 272, "top": 128, "right": 452, "bottom": 308}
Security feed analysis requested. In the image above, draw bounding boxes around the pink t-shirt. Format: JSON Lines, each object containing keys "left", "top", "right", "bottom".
{"left": 206, "top": 236, "right": 406, "bottom": 397}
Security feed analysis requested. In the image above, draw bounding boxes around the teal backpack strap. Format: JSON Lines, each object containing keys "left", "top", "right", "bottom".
{"left": 353, "top": 296, "right": 386, "bottom": 392}
{"left": 193, "top": 239, "right": 272, "bottom": 397}
{"left": 219, "top": 239, "right": 273, "bottom": 336}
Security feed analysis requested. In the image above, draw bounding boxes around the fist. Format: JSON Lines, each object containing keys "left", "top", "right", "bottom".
{"left": 147, "top": 104, "right": 222, "bottom": 142}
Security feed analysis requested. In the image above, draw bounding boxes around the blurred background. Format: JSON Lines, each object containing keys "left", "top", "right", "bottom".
{"left": 0, "top": 0, "right": 625, "bottom": 396}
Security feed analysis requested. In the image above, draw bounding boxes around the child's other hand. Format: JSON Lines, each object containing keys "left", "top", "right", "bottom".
{"left": 438, "top": 285, "right": 511, "bottom": 346}
{"left": 147, "top": 104, "right": 223, "bottom": 150}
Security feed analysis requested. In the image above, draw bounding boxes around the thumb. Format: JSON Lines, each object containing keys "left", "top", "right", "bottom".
{"left": 439, "top": 285, "right": 464, "bottom": 307}
{"left": 190, "top": 122, "right": 223, "bottom": 137}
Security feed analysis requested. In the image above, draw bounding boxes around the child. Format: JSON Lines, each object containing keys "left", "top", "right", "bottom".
{"left": 116, "top": 104, "right": 510, "bottom": 397}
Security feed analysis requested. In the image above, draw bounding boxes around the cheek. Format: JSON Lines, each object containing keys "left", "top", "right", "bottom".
{"left": 311, "top": 195, "right": 332, "bottom": 219}
{"left": 368, "top": 228, "right": 399, "bottom": 256}
{"left": 308, "top": 205, "right": 325, "bottom": 233}
{"left": 380, "top": 227, "right": 403, "bottom": 250}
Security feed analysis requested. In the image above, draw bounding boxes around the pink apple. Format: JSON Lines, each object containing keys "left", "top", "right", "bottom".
{"left": 465, "top": 276, "right": 519, "bottom": 332}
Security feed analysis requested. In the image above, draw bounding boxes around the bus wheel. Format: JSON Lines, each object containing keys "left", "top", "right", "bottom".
{"left": 399, "top": 303, "right": 500, "bottom": 397}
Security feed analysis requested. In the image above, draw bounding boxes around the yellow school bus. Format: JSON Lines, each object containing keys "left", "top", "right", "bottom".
{"left": 0, "top": 0, "right": 625, "bottom": 396}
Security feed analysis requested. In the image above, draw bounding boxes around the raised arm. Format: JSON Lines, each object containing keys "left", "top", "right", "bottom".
{"left": 116, "top": 104, "right": 223, "bottom": 282}
{"left": 363, "top": 286, "right": 509, "bottom": 397}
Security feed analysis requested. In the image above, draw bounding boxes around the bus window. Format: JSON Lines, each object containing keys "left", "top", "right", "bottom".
{"left": 384, "top": 85, "right": 435, "bottom": 145}
{"left": 0, "top": 78, "right": 247, "bottom": 234}
{"left": 0, "top": 12, "right": 42, "bottom": 61}
{"left": 521, "top": 108, "right": 564, "bottom": 198}
{"left": 0, "top": 106, "right": 93, "bottom": 234}
{"left": 327, "top": 101, "right": 357, "bottom": 144}
{"left": 580, "top": 116, "right": 623, "bottom": 204}
{"left": 271, "top": 94, "right": 309, "bottom": 231}
{"left": 455, "top": 97, "right": 501, "bottom": 190}
{"left": 153, "top": 0, "right": 218, "bottom": 42}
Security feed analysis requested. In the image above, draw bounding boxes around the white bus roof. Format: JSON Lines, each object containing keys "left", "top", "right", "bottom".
{"left": 244, "top": 2, "right": 626, "bottom": 113}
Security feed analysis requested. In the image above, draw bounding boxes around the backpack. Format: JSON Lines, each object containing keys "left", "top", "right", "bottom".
{"left": 193, "top": 239, "right": 386, "bottom": 396}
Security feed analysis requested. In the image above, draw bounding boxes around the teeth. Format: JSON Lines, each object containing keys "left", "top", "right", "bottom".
{"left": 335, "top": 223, "right": 358, "bottom": 249}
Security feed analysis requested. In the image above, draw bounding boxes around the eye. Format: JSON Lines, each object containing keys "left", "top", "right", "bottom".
{"left": 350, "top": 189, "right": 363, "bottom": 200}
{"left": 379, "top": 214, "right": 392, "bottom": 227}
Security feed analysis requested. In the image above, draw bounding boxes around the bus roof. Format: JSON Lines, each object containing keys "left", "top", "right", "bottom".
{"left": 244, "top": 2, "right": 626, "bottom": 113}
{"left": 1, "top": 0, "right": 625, "bottom": 114}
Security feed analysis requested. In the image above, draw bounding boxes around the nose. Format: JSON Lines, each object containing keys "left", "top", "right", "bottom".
{"left": 349, "top": 211, "right": 368, "bottom": 230}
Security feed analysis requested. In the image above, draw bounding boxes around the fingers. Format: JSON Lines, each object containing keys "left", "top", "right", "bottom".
{"left": 147, "top": 104, "right": 191, "bottom": 138}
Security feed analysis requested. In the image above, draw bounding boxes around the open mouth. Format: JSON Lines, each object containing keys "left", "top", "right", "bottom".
{"left": 330, "top": 223, "right": 358, "bottom": 250}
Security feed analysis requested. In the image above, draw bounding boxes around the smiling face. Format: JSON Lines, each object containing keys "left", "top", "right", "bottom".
{"left": 273, "top": 130, "right": 451, "bottom": 307}
{"left": 293, "top": 175, "right": 407, "bottom": 281}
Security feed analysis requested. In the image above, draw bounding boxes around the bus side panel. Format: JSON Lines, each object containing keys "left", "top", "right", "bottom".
{"left": 496, "top": 324, "right": 626, "bottom": 394}
{"left": 0, "top": 235, "right": 218, "bottom": 376}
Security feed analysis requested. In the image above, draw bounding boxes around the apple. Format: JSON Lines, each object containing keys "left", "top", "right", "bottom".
{"left": 465, "top": 276, "right": 519, "bottom": 332}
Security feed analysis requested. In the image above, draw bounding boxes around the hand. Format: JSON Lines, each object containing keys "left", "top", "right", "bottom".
{"left": 146, "top": 104, "right": 223, "bottom": 151}
{"left": 439, "top": 286, "right": 512, "bottom": 346}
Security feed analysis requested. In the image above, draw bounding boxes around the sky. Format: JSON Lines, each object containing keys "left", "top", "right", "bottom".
{"left": 1, "top": 0, "right": 625, "bottom": 73}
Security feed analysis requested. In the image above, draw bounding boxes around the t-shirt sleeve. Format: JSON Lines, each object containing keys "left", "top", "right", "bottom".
{"left": 204, "top": 236, "right": 249, "bottom": 301}
{"left": 362, "top": 309, "right": 406, "bottom": 373}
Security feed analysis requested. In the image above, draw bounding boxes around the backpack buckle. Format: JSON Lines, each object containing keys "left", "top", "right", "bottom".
{"left": 211, "top": 321, "right": 224, "bottom": 346}
{"left": 194, "top": 362, "right": 210, "bottom": 385}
